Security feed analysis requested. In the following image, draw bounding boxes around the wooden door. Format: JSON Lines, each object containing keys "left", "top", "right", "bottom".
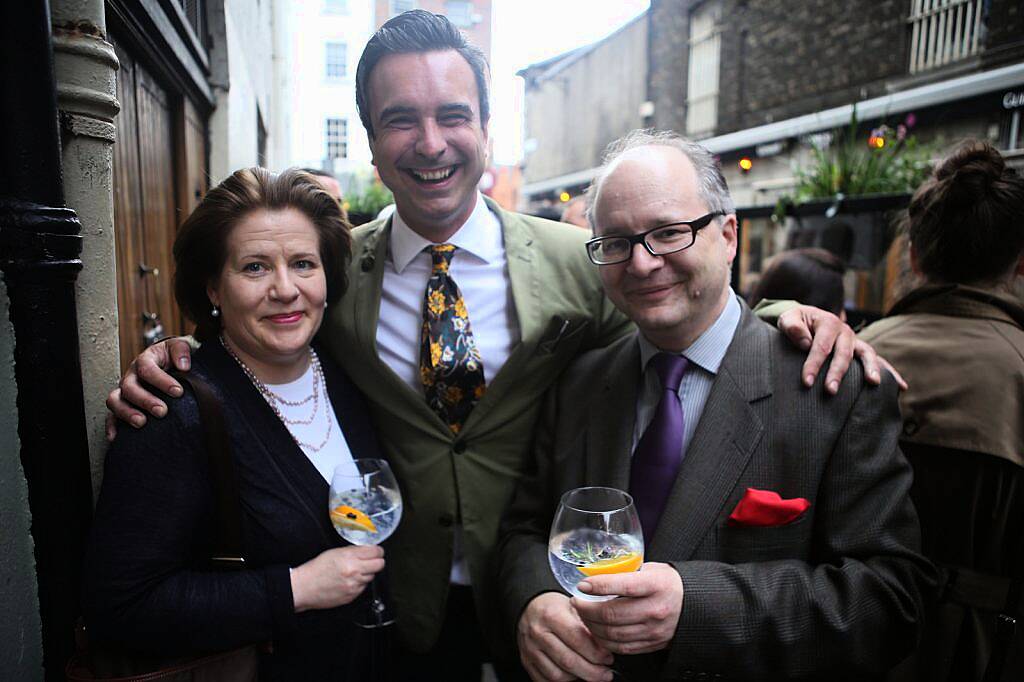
{"left": 112, "top": 39, "right": 206, "bottom": 371}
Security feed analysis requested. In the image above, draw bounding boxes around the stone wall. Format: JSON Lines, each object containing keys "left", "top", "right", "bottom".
{"left": 521, "top": 14, "right": 648, "bottom": 185}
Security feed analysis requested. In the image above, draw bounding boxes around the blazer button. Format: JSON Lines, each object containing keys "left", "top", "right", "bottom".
{"left": 453, "top": 440, "right": 467, "bottom": 454}
{"left": 438, "top": 513, "right": 454, "bottom": 527}
{"left": 902, "top": 419, "right": 919, "bottom": 436}
{"left": 361, "top": 255, "right": 375, "bottom": 271}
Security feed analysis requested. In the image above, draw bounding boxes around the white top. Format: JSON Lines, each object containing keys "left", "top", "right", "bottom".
{"left": 632, "top": 291, "right": 742, "bottom": 457}
{"left": 266, "top": 362, "right": 356, "bottom": 484}
{"left": 375, "top": 192, "right": 519, "bottom": 586}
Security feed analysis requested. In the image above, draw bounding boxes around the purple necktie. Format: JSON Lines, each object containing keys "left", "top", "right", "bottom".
{"left": 630, "top": 352, "right": 689, "bottom": 545}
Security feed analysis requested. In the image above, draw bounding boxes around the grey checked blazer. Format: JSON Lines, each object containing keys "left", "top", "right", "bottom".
{"left": 499, "top": 300, "right": 936, "bottom": 681}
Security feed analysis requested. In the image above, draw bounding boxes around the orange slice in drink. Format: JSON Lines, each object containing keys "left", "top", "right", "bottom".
{"left": 577, "top": 552, "right": 642, "bottom": 577}
{"left": 330, "top": 505, "right": 377, "bottom": 533}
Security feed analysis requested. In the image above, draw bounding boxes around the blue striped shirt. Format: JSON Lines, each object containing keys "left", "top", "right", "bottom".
{"left": 632, "top": 291, "right": 742, "bottom": 457}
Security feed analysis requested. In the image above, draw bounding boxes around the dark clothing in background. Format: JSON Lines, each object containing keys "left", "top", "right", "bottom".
{"left": 861, "top": 284, "right": 1024, "bottom": 682}
{"left": 84, "top": 341, "right": 383, "bottom": 681}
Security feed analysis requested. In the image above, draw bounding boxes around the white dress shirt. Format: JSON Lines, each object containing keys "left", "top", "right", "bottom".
{"left": 632, "top": 291, "right": 742, "bottom": 458}
{"left": 375, "top": 192, "right": 519, "bottom": 585}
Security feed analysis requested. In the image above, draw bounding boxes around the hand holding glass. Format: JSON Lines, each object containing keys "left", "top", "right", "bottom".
{"left": 329, "top": 458, "right": 402, "bottom": 627}
{"left": 548, "top": 486, "right": 644, "bottom": 602}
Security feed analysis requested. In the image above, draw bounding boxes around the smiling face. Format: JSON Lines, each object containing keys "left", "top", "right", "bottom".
{"left": 367, "top": 50, "right": 489, "bottom": 241}
{"left": 207, "top": 208, "right": 326, "bottom": 383}
{"left": 593, "top": 146, "right": 737, "bottom": 351}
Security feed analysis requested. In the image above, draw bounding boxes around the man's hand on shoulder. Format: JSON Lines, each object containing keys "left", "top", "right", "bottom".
{"left": 776, "top": 304, "right": 907, "bottom": 394}
{"left": 105, "top": 337, "right": 195, "bottom": 441}
{"left": 518, "top": 591, "right": 614, "bottom": 682}
{"left": 573, "top": 562, "right": 683, "bottom": 656}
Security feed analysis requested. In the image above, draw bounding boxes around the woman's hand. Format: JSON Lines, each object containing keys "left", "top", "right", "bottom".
{"left": 290, "top": 545, "right": 385, "bottom": 612}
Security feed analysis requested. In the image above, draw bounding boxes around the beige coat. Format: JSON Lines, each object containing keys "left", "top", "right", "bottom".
{"left": 859, "top": 284, "right": 1024, "bottom": 468}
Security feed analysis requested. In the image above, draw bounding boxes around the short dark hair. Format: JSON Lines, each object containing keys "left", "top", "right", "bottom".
{"left": 749, "top": 248, "right": 846, "bottom": 315}
{"left": 173, "top": 167, "right": 352, "bottom": 342}
{"left": 909, "top": 140, "right": 1024, "bottom": 285}
{"left": 355, "top": 9, "right": 490, "bottom": 139}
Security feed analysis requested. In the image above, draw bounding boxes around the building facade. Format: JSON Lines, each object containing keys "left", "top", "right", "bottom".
{"left": 518, "top": 12, "right": 649, "bottom": 211}
{"left": 0, "top": 1, "right": 287, "bottom": 677}
{"left": 648, "top": 0, "right": 1024, "bottom": 206}
{"left": 272, "top": 0, "right": 375, "bottom": 188}
{"left": 374, "top": 0, "right": 492, "bottom": 60}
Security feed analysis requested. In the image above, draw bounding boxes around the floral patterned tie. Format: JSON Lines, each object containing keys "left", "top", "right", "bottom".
{"left": 419, "top": 244, "right": 486, "bottom": 434}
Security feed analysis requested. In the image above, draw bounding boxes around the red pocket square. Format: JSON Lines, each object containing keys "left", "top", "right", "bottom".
{"left": 728, "top": 488, "right": 810, "bottom": 527}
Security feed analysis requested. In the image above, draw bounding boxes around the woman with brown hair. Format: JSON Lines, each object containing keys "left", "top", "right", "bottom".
{"left": 860, "top": 141, "right": 1024, "bottom": 682}
{"left": 84, "top": 168, "right": 385, "bottom": 680}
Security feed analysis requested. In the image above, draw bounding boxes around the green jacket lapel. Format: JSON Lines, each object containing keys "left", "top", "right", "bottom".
{"left": 351, "top": 219, "right": 388, "bottom": 352}
{"left": 346, "top": 218, "right": 452, "bottom": 438}
{"left": 457, "top": 200, "right": 543, "bottom": 434}
{"left": 586, "top": 334, "right": 641, "bottom": 490}
{"left": 649, "top": 304, "right": 771, "bottom": 560}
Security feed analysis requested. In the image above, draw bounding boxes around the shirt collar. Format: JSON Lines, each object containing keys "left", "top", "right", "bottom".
{"left": 388, "top": 192, "right": 503, "bottom": 273}
{"left": 638, "top": 290, "right": 742, "bottom": 376}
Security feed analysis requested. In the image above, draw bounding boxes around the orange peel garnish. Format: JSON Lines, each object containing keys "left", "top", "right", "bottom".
{"left": 577, "top": 552, "right": 642, "bottom": 577}
{"left": 330, "top": 505, "right": 377, "bottom": 533}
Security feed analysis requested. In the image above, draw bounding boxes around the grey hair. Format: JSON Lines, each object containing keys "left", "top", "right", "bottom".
{"left": 585, "top": 129, "right": 734, "bottom": 227}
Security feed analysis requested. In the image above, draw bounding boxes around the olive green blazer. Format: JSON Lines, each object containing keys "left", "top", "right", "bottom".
{"left": 321, "top": 198, "right": 631, "bottom": 653}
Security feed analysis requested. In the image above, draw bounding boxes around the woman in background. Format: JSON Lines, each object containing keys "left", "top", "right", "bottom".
{"left": 860, "top": 141, "right": 1024, "bottom": 682}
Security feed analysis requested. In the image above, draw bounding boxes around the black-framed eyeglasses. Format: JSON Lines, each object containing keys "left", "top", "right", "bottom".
{"left": 585, "top": 211, "right": 726, "bottom": 265}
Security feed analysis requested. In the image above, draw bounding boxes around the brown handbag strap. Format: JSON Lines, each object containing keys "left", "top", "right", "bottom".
{"left": 176, "top": 373, "right": 246, "bottom": 568}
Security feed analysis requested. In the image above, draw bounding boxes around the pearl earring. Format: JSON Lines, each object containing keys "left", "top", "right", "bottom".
{"left": 211, "top": 305, "right": 220, "bottom": 318}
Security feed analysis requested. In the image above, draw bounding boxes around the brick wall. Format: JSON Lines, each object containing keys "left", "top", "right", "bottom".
{"left": 650, "top": 0, "right": 1023, "bottom": 137}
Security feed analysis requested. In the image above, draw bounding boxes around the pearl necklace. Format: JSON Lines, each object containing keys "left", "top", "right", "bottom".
{"left": 220, "top": 336, "right": 333, "bottom": 452}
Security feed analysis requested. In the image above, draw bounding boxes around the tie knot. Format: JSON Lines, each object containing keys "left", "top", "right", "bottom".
{"left": 650, "top": 352, "right": 688, "bottom": 393}
{"left": 429, "top": 244, "right": 456, "bottom": 274}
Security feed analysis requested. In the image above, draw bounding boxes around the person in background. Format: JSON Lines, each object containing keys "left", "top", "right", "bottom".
{"left": 302, "top": 168, "right": 347, "bottom": 219}
{"left": 859, "top": 141, "right": 1024, "bottom": 682}
{"left": 500, "top": 130, "right": 932, "bottom": 682}
{"left": 103, "top": 11, "right": 892, "bottom": 681}
{"left": 85, "top": 168, "right": 384, "bottom": 680}
{"left": 749, "top": 247, "right": 847, "bottom": 319}
{"left": 561, "top": 195, "right": 589, "bottom": 228}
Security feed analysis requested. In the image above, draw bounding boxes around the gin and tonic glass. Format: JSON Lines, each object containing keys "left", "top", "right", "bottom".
{"left": 548, "top": 486, "right": 644, "bottom": 601}
{"left": 329, "top": 458, "right": 402, "bottom": 628}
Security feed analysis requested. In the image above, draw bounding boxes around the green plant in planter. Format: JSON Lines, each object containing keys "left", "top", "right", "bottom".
{"left": 345, "top": 172, "right": 394, "bottom": 217}
{"left": 791, "top": 110, "right": 934, "bottom": 203}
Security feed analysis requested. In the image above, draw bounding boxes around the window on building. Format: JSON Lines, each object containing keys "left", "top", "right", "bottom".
{"left": 685, "top": 1, "right": 721, "bottom": 138}
{"left": 908, "top": 0, "right": 984, "bottom": 74}
{"left": 323, "top": 0, "right": 348, "bottom": 13}
{"left": 445, "top": 1, "right": 474, "bottom": 27}
{"left": 390, "top": 0, "right": 416, "bottom": 18}
{"left": 326, "top": 42, "right": 347, "bottom": 79}
{"left": 325, "top": 118, "right": 348, "bottom": 160}
{"left": 174, "top": 0, "right": 207, "bottom": 51}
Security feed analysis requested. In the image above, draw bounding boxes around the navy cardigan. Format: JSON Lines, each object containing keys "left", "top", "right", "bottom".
{"left": 84, "top": 340, "right": 383, "bottom": 681}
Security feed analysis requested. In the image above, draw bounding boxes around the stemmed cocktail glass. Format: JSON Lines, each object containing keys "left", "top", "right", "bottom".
{"left": 329, "top": 458, "right": 402, "bottom": 628}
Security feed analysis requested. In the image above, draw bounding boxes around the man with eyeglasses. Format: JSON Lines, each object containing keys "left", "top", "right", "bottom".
{"left": 499, "top": 130, "right": 934, "bottom": 682}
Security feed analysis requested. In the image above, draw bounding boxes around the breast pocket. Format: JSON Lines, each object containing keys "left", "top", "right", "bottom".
{"left": 715, "top": 513, "right": 813, "bottom": 563}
